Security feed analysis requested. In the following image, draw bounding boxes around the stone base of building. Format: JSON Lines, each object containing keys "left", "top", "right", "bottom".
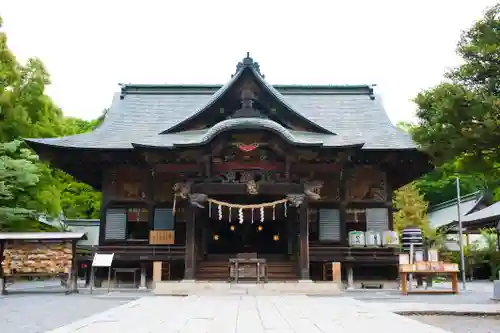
{"left": 153, "top": 280, "right": 342, "bottom": 296}
{"left": 492, "top": 280, "right": 500, "bottom": 300}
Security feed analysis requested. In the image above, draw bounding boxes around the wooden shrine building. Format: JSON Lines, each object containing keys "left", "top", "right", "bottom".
{"left": 26, "top": 54, "right": 431, "bottom": 284}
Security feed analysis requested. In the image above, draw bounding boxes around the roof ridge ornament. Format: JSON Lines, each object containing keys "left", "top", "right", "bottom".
{"left": 231, "top": 88, "right": 267, "bottom": 118}
{"left": 232, "top": 52, "right": 265, "bottom": 78}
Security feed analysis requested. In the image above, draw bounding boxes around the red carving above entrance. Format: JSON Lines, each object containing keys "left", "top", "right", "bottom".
{"left": 234, "top": 142, "right": 260, "bottom": 152}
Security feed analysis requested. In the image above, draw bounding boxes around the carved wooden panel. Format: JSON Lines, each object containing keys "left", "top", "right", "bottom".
{"left": 346, "top": 166, "right": 386, "bottom": 201}
{"left": 154, "top": 180, "right": 173, "bottom": 202}
{"left": 319, "top": 173, "right": 341, "bottom": 201}
{"left": 106, "top": 166, "right": 149, "bottom": 201}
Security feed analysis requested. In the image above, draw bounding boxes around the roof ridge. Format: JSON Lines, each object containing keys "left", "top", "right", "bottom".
{"left": 119, "top": 83, "right": 375, "bottom": 96}
{"left": 429, "top": 191, "right": 482, "bottom": 211}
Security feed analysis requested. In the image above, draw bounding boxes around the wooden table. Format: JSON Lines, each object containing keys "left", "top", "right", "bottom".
{"left": 229, "top": 258, "right": 267, "bottom": 283}
{"left": 400, "top": 270, "right": 459, "bottom": 295}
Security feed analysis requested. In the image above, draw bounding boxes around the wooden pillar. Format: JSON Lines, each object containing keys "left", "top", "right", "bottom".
{"left": 287, "top": 206, "right": 299, "bottom": 271}
{"left": 68, "top": 240, "right": 79, "bottom": 294}
{"left": 299, "top": 200, "right": 310, "bottom": 280}
{"left": 287, "top": 218, "right": 293, "bottom": 256}
{"left": 346, "top": 264, "right": 354, "bottom": 289}
{"left": 0, "top": 241, "right": 5, "bottom": 295}
{"left": 153, "top": 261, "right": 162, "bottom": 282}
{"left": 339, "top": 167, "right": 348, "bottom": 245}
{"left": 184, "top": 205, "right": 196, "bottom": 280}
{"left": 139, "top": 262, "right": 147, "bottom": 289}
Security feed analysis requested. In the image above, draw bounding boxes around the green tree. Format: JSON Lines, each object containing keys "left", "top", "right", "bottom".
{"left": 411, "top": 4, "right": 500, "bottom": 176}
{"left": 0, "top": 140, "right": 41, "bottom": 230}
{"left": 393, "top": 182, "right": 430, "bottom": 233}
{"left": 57, "top": 171, "right": 101, "bottom": 219}
{"left": 396, "top": 122, "right": 495, "bottom": 205}
{"left": 0, "top": 14, "right": 102, "bottom": 229}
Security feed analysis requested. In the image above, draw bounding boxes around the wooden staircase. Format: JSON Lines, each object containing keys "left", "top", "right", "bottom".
{"left": 266, "top": 261, "right": 297, "bottom": 281}
{"left": 196, "top": 255, "right": 297, "bottom": 281}
{"left": 196, "top": 261, "right": 229, "bottom": 281}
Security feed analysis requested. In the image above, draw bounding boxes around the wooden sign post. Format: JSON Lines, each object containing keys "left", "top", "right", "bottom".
{"left": 90, "top": 253, "right": 114, "bottom": 294}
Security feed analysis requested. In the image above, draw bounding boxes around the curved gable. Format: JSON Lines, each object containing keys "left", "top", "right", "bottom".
{"left": 161, "top": 54, "right": 333, "bottom": 135}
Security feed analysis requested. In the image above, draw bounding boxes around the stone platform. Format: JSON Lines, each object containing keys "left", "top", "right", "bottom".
{"left": 47, "top": 295, "right": 455, "bottom": 333}
{"left": 153, "top": 280, "right": 342, "bottom": 296}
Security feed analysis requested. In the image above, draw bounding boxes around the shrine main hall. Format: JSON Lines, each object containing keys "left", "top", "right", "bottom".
{"left": 27, "top": 54, "right": 430, "bottom": 286}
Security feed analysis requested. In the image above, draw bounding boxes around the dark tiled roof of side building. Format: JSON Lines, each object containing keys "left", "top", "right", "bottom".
{"left": 26, "top": 61, "right": 417, "bottom": 150}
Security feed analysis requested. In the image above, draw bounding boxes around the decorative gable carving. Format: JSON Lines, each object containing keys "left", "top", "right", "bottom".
{"left": 346, "top": 166, "right": 387, "bottom": 201}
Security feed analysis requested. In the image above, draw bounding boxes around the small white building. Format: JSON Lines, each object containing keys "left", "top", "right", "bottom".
{"left": 428, "top": 191, "right": 487, "bottom": 229}
{"left": 65, "top": 219, "right": 100, "bottom": 246}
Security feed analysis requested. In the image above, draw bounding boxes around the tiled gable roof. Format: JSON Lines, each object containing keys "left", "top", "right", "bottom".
{"left": 26, "top": 58, "right": 417, "bottom": 151}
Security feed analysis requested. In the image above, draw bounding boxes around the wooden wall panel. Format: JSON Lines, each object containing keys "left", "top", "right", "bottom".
{"left": 318, "top": 172, "right": 341, "bottom": 201}
{"left": 103, "top": 166, "right": 151, "bottom": 202}
{"left": 346, "top": 166, "right": 387, "bottom": 201}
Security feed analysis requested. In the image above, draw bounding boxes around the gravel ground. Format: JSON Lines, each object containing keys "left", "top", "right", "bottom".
{"left": 349, "top": 290, "right": 496, "bottom": 304}
{"left": 408, "top": 315, "right": 500, "bottom": 333}
{"left": 0, "top": 292, "right": 135, "bottom": 333}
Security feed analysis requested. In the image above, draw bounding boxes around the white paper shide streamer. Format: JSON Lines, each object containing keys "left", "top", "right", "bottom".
{"left": 238, "top": 208, "right": 243, "bottom": 224}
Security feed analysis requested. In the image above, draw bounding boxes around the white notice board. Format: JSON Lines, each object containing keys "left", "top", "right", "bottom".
{"left": 92, "top": 253, "right": 114, "bottom": 267}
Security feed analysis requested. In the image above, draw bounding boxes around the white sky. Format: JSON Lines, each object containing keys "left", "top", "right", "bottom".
{"left": 1, "top": 0, "right": 497, "bottom": 123}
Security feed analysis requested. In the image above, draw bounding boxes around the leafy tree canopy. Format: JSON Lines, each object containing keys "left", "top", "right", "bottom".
{"left": 397, "top": 122, "right": 497, "bottom": 205}
{"left": 0, "top": 15, "right": 103, "bottom": 230}
{"left": 411, "top": 4, "right": 500, "bottom": 176}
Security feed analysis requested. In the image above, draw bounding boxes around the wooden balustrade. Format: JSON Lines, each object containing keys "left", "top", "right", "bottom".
{"left": 309, "top": 242, "right": 400, "bottom": 263}
{"left": 76, "top": 244, "right": 185, "bottom": 261}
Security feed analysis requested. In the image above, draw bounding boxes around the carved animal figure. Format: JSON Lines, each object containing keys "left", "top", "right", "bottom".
{"left": 173, "top": 182, "right": 192, "bottom": 199}
{"left": 287, "top": 194, "right": 305, "bottom": 207}
{"left": 347, "top": 167, "right": 386, "bottom": 201}
{"left": 304, "top": 180, "right": 324, "bottom": 200}
{"left": 246, "top": 180, "right": 259, "bottom": 195}
{"left": 189, "top": 193, "right": 208, "bottom": 208}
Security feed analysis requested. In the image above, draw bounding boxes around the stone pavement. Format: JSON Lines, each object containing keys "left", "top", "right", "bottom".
{"left": 47, "top": 295, "right": 454, "bottom": 333}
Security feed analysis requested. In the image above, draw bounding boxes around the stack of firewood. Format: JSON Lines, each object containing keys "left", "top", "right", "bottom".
{"left": 1, "top": 242, "right": 72, "bottom": 276}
